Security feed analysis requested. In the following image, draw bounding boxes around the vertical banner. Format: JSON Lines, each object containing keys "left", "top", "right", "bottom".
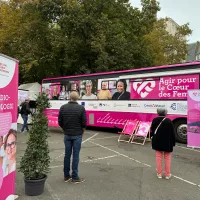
{"left": 0, "top": 54, "right": 18, "bottom": 200}
{"left": 187, "top": 89, "right": 200, "bottom": 148}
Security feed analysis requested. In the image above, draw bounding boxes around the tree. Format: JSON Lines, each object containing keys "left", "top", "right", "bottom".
{"left": 19, "top": 92, "right": 51, "bottom": 179}
{"left": 145, "top": 18, "right": 192, "bottom": 65}
{"left": 0, "top": 0, "right": 161, "bottom": 83}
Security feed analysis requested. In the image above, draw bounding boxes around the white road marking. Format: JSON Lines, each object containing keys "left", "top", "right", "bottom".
{"left": 172, "top": 175, "right": 197, "bottom": 186}
{"left": 177, "top": 145, "right": 200, "bottom": 153}
{"left": 90, "top": 140, "right": 200, "bottom": 187}
{"left": 82, "top": 155, "right": 118, "bottom": 163}
{"left": 46, "top": 182, "right": 61, "bottom": 200}
{"left": 50, "top": 133, "right": 99, "bottom": 162}
{"left": 82, "top": 133, "right": 99, "bottom": 144}
{"left": 89, "top": 141, "right": 151, "bottom": 167}
{"left": 50, "top": 165, "right": 63, "bottom": 169}
{"left": 50, "top": 155, "right": 118, "bottom": 169}
{"left": 90, "top": 136, "right": 119, "bottom": 140}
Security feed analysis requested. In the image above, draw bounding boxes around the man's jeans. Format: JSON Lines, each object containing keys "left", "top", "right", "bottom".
{"left": 64, "top": 135, "right": 82, "bottom": 180}
{"left": 21, "top": 114, "right": 29, "bottom": 132}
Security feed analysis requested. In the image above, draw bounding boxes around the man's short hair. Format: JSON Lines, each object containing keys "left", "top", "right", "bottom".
{"left": 70, "top": 91, "right": 79, "bottom": 101}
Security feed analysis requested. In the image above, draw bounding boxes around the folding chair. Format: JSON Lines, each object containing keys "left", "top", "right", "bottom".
{"left": 118, "top": 120, "right": 139, "bottom": 143}
{"left": 130, "top": 121, "right": 151, "bottom": 145}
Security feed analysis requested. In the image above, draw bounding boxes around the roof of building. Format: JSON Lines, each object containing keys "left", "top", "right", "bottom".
{"left": 186, "top": 41, "right": 200, "bottom": 62}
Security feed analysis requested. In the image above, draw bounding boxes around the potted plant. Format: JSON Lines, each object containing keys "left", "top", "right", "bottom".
{"left": 19, "top": 92, "right": 51, "bottom": 196}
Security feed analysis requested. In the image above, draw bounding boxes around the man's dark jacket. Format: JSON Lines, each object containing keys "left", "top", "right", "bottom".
{"left": 58, "top": 101, "right": 86, "bottom": 136}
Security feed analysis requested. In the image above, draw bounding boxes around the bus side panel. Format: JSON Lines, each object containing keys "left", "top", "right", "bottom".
{"left": 44, "top": 109, "right": 185, "bottom": 129}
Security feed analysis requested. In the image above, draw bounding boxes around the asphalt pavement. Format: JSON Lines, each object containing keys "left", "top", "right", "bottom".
{"left": 15, "top": 127, "right": 200, "bottom": 200}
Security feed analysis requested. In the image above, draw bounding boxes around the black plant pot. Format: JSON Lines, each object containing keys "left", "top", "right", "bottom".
{"left": 24, "top": 175, "right": 47, "bottom": 196}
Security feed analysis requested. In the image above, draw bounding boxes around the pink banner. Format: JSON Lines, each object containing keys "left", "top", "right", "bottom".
{"left": 131, "top": 74, "right": 198, "bottom": 99}
{"left": 0, "top": 54, "right": 18, "bottom": 200}
{"left": 187, "top": 90, "right": 200, "bottom": 148}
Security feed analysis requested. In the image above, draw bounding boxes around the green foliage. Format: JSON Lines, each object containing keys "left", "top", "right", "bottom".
{"left": 19, "top": 93, "right": 51, "bottom": 180}
{"left": 145, "top": 18, "right": 192, "bottom": 65}
{"left": 0, "top": 0, "right": 192, "bottom": 83}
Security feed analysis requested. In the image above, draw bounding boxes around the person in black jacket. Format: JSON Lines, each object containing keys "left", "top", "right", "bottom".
{"left": 20, "top": 98, "right": 31, "bottom": 133}
{"left": 58, "top": 91, "right": 86, "bottom": 184}
{"left": 150, "top": 108, "right": 175, "bottom": 180}
{"left": 112, "top": 79, "right": 130, "bottom": 100}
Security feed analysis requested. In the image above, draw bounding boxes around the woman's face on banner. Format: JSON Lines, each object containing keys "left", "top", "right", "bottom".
{"left": 117, "top": 81, "right": 125, "bottom": 93}
{"left": 53, "top": 87, "right": 57, "bottom": 95}
{"left": 5, "top": 134, "right": 16, "bottom": 160}
{"left": 72, "top": 84, "right": 77, "bottom": 91}
{"left": 62, "top": 86, "right": 65, "bottom": 92}
{"left": 102, "top": 82, "right": 107, "bottom": 90}
{"left": 86, "top": 83, "right": 92, "bottom": 93}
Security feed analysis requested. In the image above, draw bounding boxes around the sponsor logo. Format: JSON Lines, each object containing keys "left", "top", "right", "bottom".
{"left": 114, "top": 103, "right": 126, "bottom": 107}
{"left": 81, "top": 102, "right": 85, "bottom": 107}
{"left": 170, "top": 103, "right": 187, "bottom": 112}
{"left": 192, "top": 92, "right": 200, "bottom": 97}
{"left": 88, "top": 102, "right": 98, "bottom": 109}
{"left": 133, "top": 79, "right": 156, "bottom": 98}
{"left": 170, "top": 103, "right": 176, "bottom": 111}
{"left": 144, "top": 104, "right": 165, "bottom": 108}
{"left": 128, "top": 103, "right": 140, "bottom": 108}
{"left": 99, "top": 103, "right": 109, "bottom": 107}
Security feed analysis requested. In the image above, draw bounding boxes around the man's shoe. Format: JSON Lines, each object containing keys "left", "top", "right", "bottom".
{"left": 64, "top": 176, "right": 72, "bottom": 182}
{"left": 72, "top": 178, "right": 85, "bottom": 184}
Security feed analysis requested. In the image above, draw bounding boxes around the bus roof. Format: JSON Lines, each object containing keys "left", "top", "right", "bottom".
{"left": 43, "top": 61, "right": 200, "bottom": 81}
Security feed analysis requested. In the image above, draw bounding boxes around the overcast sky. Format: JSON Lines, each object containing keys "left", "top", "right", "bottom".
{"left": 130, "top": 0, "right": 199, "bottom": 43}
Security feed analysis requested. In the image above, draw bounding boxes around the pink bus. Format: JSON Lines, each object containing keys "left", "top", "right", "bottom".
{"left": 42, "top": 62, "right": 200, "bottom": 143}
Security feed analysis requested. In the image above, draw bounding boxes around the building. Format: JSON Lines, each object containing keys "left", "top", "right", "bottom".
{"left": 186, "top": 41, "right": 200, "bottom": 62}
{"left": 166, "top": 18, "right": 179, "bottom": 36}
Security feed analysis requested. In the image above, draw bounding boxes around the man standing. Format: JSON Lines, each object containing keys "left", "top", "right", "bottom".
{"left": 58, "top": 92, "right": 86, "bottom": 184}
{"left": 20, "top": 98, "right": 31, "bottom": 132}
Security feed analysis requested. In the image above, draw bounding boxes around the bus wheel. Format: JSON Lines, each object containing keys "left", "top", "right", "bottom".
{"left": 174, "top": 119, "right": 187, "bottom": 144}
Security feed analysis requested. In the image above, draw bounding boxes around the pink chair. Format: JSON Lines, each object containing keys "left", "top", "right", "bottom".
{"left": 131, "top": 121, "right": 151, "bottom": 145}
{"left": 118, "top": 120, "right": 139, "bottom": 143}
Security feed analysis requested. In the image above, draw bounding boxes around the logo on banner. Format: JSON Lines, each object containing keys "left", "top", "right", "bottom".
{"left": 170, "top": 103, "right": 187, "bottom": 112}
{"left": 133, "top": 79, "right": 156, "bottom": 98}
{"left": 170, "top": 103, "right": 176, "bottom": 111}
{"left": 99, "top": 103, "right": 109, "bottom": 107}
{"left": 144, "top": 104, "right": 165, "bottom": 108}
{"left": 128, "top": 103, "right": 140, "bottom": 108}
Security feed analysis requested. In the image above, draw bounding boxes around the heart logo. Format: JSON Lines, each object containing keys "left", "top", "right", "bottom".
{"left": 133, "top": 79, "right": 156, "bottom": 98}
{"left": 193, "top": 92, "right": 197, "bottom": 96}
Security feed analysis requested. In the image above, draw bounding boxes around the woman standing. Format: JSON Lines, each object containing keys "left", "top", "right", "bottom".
{"left": 151, "top": 108, "right": 176, "bottom": 179}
